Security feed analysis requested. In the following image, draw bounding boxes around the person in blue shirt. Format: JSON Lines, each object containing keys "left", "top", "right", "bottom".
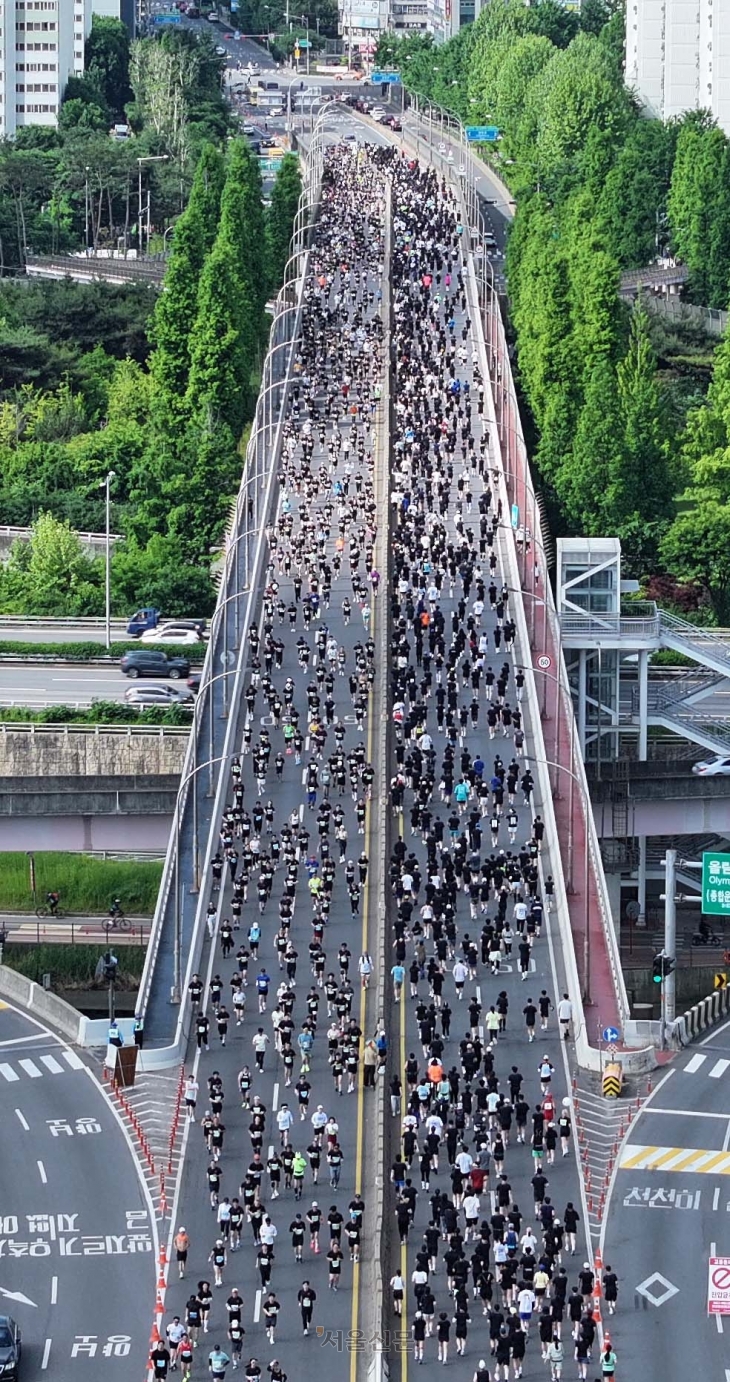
{"left": 208, "top": 1345, "right": 230, "bottom": 1379}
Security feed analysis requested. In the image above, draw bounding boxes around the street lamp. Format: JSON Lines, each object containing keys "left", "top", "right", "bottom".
{"left": 137, "top": 155, "right": 170, "bottom": 256}
{"left": 100, "top": 470, "right": 116, "bottom": 651}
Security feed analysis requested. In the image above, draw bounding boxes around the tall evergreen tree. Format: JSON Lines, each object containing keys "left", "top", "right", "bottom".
{"left": 265, "top": 154, "right": 302, "bottom": 294}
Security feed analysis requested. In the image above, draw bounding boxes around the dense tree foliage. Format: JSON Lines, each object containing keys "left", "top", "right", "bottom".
{"left": 380, "top": 0, "right": 730, "bottom": 611}
{"left": 0, "top": 142, "right": 301, "bottom": 616}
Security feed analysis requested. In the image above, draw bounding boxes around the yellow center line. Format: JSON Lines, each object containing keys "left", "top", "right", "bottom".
{"left": 399, "top": 807, "right": 408, "bottom": 1382}
{"left": 349, "top": 394, "right": 381, "bottom": 1382}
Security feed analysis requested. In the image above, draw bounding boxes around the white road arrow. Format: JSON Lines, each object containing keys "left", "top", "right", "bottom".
{"left": 0, "top": 1288, "right": 37, "bottom": 1308}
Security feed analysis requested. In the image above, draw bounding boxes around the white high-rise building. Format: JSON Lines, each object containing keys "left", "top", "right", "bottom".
{"left": 0, "top": 0, "right": 90, "bottom": 135}
{"left": 626, "top": 0, "right": 730, "bottom": 136}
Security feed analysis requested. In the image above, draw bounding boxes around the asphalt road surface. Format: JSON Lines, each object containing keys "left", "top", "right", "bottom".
{"left": 604, "top": 1019, "right": 730, "bottom": 1379}
{"left": 0, "top": 1000, "right": 155, "bottom": 1379}
{"left": 0, "top": 621, "right": 129, "bottom": 644}
{"left": 161, "top": 142, "right": 387, "bottom": 1382}
{"left": 0, "top": 664, "right": 146, "bottom": 707}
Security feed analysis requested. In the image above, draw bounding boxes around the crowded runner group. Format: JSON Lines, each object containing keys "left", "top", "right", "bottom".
{"left": 149, "top": 138, "right": 618, "bottom": 1382}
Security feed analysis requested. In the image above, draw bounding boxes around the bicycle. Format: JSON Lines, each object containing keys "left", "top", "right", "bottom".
{"left": 35, "top": 905, "right": 68, "bottom": 919}
{"left": 104, "top": 913, "right": 131, "bottom": 933}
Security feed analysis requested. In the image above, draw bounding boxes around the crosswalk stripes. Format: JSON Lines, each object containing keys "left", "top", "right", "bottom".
{"left": 620, "top": 1144, "right": 730, "bottom": 1175}
{"left": 0, "top": 1048, "right": 84, "bottom": 1083}
{"left": 683, "top": 1053, "right": 730, "bottom": 1078}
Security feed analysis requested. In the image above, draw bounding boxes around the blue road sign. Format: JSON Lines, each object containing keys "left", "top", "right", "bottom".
{"left": 370, "top": 70, "right": 401, "bottom": 85}
{"left": 153, "top": 11, "right": 182, "bottom": 20}
{"left": 510, "top": 503, "right": 519, "bottom": 530}
{"left": 602, "top": 1026, "right": 620, "bottom": 1044}
{"left": 465, "top": 125, "right": 500, "bottom": 143}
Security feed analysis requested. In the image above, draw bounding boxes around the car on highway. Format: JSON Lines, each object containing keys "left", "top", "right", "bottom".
{"left": 139, "top": 625, "right": 206, "bottom": 646}
{"left": 120, "top": 650, "right": 191, "bottom": 680}
{"left": 0, "top": 1316, "right": 21, "bottom": 1380}
{"left": 124, "top": 684, "right": 195, "bottom": 706}
{"left": 370, "top": 105, "right": 386, "bottom": 122}
{"left": 207, "top": 9, "right": 219, "bottom": 19}
{"left": 215, "top": 43, "right": 227, "bottom": 54}
{"left": 692, "top": 755, "right": 730, "bottom": 777}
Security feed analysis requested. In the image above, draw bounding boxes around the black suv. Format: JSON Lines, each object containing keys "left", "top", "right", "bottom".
{"left": 120, "top": 650, "right": 190, "bottom": 680}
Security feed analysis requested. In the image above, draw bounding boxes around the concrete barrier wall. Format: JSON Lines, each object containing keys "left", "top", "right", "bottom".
{"left": 0, "top": 729, "right": 188, "bottom": 778}
{"left": 675, "top": 986, "right": 730, "bottom": 1046}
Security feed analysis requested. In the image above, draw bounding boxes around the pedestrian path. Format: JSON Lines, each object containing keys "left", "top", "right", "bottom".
{"left": 0, "top": 1047, "right": 84, "bottom": 1081}
{"left": 619, "top": 1144, "right": 730, "bottom": 1174}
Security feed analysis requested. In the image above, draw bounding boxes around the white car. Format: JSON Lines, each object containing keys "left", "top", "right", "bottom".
{"left": 370, "top": 106, "right": 386, "bottom": 123}
{"left": 124, "top": 684, "right": 194, "bottom": 706}
{"left": 692, "top": 756, "right": 730, "bottom": 777}
{"left": 140, "top": 625, "right": 206, "bottom": 646}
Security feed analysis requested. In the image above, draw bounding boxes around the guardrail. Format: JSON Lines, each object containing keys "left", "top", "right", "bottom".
{"left": 0, "top": 722, "right": 190, "bottom": 738}
{"left": 0, "top": 528, "right": 123, "bottom": 545}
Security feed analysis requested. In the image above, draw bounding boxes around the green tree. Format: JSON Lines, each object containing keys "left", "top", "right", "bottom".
{"left": 562, "top": 357, "right": 625, "bottom": 530}
{"left": 185, "top": 231, "right": 254, "bottom": 441}
{"left": 85, "top": 15, "right": 132, "bottom": 118}
{"left": 0, "top": 513, "right": 102, "bottom": 616}
{"left": 708, "top": 144, "right": 730, "bottom": 309}
{"left": 661, "top": 507, "right": 730, "bottom": 623}
{"left": 668, "top": 113, "right": 727, "bottom": 304}
{"left": 265, "top": 153, "right": 302, "bottom": 293}
{"left": 148, "top": 143, "right": 224, "bottom": 417}
{"left": 615, "top": 306, "right": 672, "bottom": 526}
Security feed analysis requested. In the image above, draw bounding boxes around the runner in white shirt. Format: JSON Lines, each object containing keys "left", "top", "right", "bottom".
{"left": 463, "top": 1193, "right": 480, "bottom": 1239}
{"left": 452, "top": 959, "right": 468, "bottom": 998}
{"left": 456, "top": 1147, "right": 473, "bottom": 1176}
{"left": 557, "top": 994, "right": 573, "bottom": 1040}
{"left": 358, "top": 952, "right": 373, "bottom": 988}
{"left": 311, "top": 1105, "right": 328, "bottom": 1139}
{"left": 276, "top": 1105, "right": 294, "bottom": 1145}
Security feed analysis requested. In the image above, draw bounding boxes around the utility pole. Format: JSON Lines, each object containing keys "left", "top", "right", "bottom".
{"left": 664, "top": 848, "right": 677, "bottom": 1027}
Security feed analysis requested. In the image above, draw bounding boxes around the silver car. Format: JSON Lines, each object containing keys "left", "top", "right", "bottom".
{"left": 124, "top": 684, "right": 194, "bottom": 706}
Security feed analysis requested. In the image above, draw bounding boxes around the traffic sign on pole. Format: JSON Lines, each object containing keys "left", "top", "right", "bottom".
{"left": 465, "top": 125, "right": 500, "bottom": 143}
{"left": 602, "top": 1026, "right": 620, "bottom": 1044}
{"left": 703, "top": 851, "right": 730, "bottom": 916}
{"left": 708, "top": 1257, "right": 730, "bottom": 1314}
{"left": 536, "top": 654, "right": 552, "bottom": 672}
{"left": 714, "top": 973, "right": 727, "bottom": 990}
{"left": 370, "top": 70, "right": 401, "bottom": 84}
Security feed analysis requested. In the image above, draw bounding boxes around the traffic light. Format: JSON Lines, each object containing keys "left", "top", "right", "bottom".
{"left": 652, "top": 953, "right": 664, "bottom": 984}
{"left": 662, "top": 955, "right": 676, "bottom": 977}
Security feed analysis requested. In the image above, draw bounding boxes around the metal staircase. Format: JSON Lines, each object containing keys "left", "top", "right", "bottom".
{"left": 660, "top": 610, "right": 730, "bottom": 679}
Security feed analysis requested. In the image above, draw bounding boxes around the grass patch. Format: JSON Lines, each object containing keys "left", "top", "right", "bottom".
{"left": 3, "top": 943, "right": 145, "bottom": 989}
{"left": 0, "top": 640, "right": 206, "bottom": 662}
{"left": 0, "top": 853, "right": 162, "bottom": 914}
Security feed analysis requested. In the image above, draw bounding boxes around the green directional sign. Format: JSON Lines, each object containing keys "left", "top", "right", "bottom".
{"left": 702, "top": 851, "right": 730, "bottom": 916}
{"left": 259, "top": 157, "right": 283, "bottom": 172}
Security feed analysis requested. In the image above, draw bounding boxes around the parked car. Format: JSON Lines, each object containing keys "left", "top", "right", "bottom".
{"left": 692, "top": 756, "right": 730, "bottom": 777}
{"left": 0, "top": 1317, "right": 21, "bottom": 1381}
{"left": 124, "top": 684, "right": 194, "bottom": 706}
{"left": 188, "top": 671, "right": 202, "bottom": 693}
{"left": 120, "top": 650, "right": 190, "bottom": 680}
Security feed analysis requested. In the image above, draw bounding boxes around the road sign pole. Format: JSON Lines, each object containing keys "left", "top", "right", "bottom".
{"left": 664, "top": 849, "right": 677, "bottom": 1034}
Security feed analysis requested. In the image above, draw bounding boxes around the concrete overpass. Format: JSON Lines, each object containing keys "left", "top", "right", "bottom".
{"left": 590, "top": 760, "right": 730, "bottom": 837}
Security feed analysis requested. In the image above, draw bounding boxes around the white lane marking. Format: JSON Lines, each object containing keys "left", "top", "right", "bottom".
{"left": 14, "top": 1109, "right": 29, "bottom": 1130}
{"left": 18, "top": 1058, "right": 42, "bottom": 1078}
{"left": 50, "top": 1277, "right": 57, "bottom": 1305}
{"left": 646, "top": 1108, "right": 730, "bottom": 1119}
{"left": 684, "top": 1054, "right": 707, "bottom": 1073}
{"left": 0, "top": 1064, "right": 19, "bottom": 1082}
{"left": 272, "top": 1083, "right": 279, "bottom": 1113}
{"left": 718, "top": 1315, "right": 724, "bottom": 1334}
{"left": 37, "top": 1160, "right": 47, "bottom": 1184}
{"left": 0, "top": 1032, "right": 47, "bottom": 1048}
{"left": 715, "top": 1187, "right": 721, "bottom": 1211}
{"left": 62, "top": 1050, "right": 84, "bottom": 1070}
{"left": 710, "top": 1059, "right": 730, "bottom": 1079}
{"left": 724, "top": 1122, "right": 730, "bottom": 1155}
{"left": 40, "top": 1055, "right": 64, "bottom": 1074}
{"left": 254, "top": 1289, "right": 262, "bottom": 1323}
{"left": 41, "top": 1339, "right": 51, "bottom": 1369}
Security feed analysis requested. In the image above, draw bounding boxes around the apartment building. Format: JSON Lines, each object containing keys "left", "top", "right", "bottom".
{"left": 626, "top": 0, "right": 730, "bottom": 135}
{"left": 0, "top": 0, "right": 90, "bottom": 135}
